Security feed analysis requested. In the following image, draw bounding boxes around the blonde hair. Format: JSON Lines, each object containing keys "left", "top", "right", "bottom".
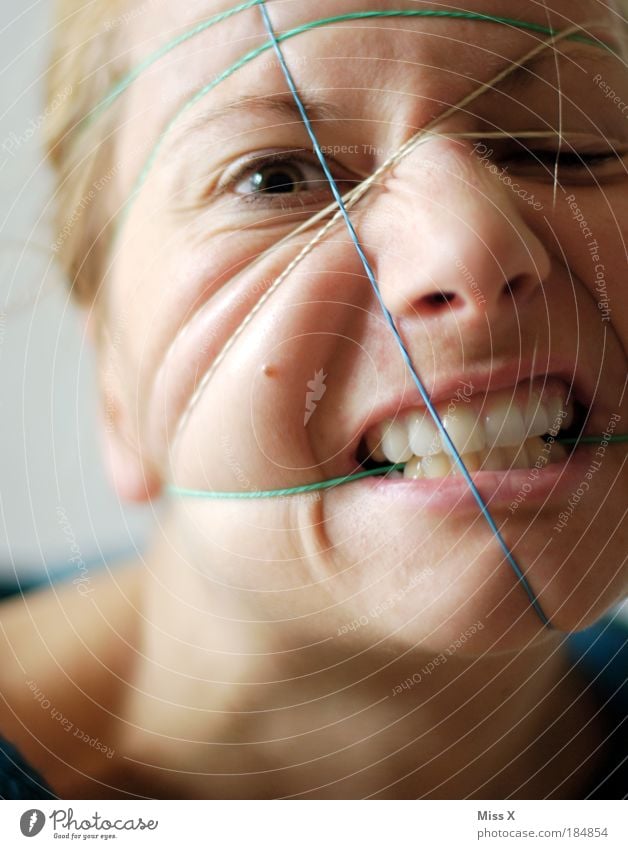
{"left": 45, "top": 1, "right": 627, "bottom": 304}
{"left": 45, "top": 1, "right": 125, "bottom": 304}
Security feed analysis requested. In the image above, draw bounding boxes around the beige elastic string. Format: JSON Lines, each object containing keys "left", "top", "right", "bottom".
{"left": 169, "top": 22, "right": 592, "bottom": 464}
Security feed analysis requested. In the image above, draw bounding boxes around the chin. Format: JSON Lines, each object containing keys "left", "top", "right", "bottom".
{"left": 323, "top": 507, "right": 626, "bottom": 655}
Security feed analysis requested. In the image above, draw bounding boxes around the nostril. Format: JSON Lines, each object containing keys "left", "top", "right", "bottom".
{"left": 503, "top": 274, "right": 534, "bottom": 301}
{"left": 421, "top": 291, "right": 458, "bottom": 311}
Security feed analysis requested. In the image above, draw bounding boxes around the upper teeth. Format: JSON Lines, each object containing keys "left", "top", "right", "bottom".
{"left": 364, "top": 382, "right": 574, "bottom": 475}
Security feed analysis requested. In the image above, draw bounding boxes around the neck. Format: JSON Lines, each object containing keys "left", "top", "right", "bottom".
{"left": 120, "top": 534, "right": 601, "bottom": 799}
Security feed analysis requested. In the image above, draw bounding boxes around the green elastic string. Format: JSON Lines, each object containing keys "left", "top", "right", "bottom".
{"left": 557, "top": 433, "right": 628, "bottom": 446}
{"left": 169, "top": 465, "right": 401, "bottom": 500}
{"left": 113, "top": 9, "right": 615, "bottom": 233}
{"left": 90, "top": 4, "right": 615, "bottom": 130}
{"left": 167, "top": 433, "right": 628, "bottom": 500}
{"left": 95, "top": 5, "right": 622, "bottom": 505}
{"left": 83, "top": 0, "right": 264, "bottom": 128}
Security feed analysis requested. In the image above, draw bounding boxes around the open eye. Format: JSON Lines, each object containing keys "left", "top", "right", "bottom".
{"left": 233, "top": 155, "right": 330, "bottom": 197}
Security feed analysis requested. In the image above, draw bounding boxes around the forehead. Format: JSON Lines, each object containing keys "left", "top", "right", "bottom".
{"left": 117, "top": 0, "right": 619, "bottom": 178}
{"left": 123, "top": 0, "right": 618, "bottom": 102}
{"left": 128, "top": 0, "right": 616, "bottom": 39}
{"left": 124, "top": 0, "right": 618, "bottom": 54}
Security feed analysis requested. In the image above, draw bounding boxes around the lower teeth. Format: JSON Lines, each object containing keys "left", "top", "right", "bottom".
{"left": 402, "top": 436, "right": 567, "bottom": 479}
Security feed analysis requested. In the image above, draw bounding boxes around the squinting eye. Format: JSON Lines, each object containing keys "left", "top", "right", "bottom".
{"left": 505, "top": 147, "right": 625, "bottom": 179}
{"left": 529, "top": 150, "right": 617, "bottom": 168}
{"left": 234, "top": 158, "right": 329, "bottom": 196}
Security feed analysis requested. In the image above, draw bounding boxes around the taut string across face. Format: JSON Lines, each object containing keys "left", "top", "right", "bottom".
{"left": 88, "top": 4, "right": 626, "bottom": 626}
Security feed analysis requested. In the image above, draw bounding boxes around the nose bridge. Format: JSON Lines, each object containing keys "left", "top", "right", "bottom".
{"left": 359, "top": 138, "right": 551, "bottom": 321}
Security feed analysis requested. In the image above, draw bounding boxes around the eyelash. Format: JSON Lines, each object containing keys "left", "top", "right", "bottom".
{"left": 492, "top": 142, "right": 626, "bottom": 180}
{"left": 218, "top": 143, "right": 624, "bottom": 208}
{"left": 220, "top": 150, "right": 354, "bottom": 207}
{"left": 513, "top": 149, "right": 619, "bottom": 167}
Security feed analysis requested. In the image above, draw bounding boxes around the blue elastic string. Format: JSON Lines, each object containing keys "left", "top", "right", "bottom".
{"left": 258, "top": 0, "right": 551, "bottom": 629}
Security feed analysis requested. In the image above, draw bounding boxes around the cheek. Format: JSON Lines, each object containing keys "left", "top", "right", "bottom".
{"left": 547, "top": 189, "right": 627, "bottom": 342}
{"left": 115, "top": 213, "right": 372, "bottom": 489}
{"left": 107, "top": 192, "right": 304, "bottom": 463}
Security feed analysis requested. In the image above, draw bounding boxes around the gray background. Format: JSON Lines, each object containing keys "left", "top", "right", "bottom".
{"left": 0, "top": 2, "right": 154, "bottom": 584}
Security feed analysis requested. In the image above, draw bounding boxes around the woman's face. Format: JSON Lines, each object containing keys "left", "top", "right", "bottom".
{"left": 102, "top": 0, "right": 627, "bottom": 648}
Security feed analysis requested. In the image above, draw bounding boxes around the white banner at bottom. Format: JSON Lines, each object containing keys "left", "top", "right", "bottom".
{"left": 0, "top": 799, "right": 625, "bottom": 848}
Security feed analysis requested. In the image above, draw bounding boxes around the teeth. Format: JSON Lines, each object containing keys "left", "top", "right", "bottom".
{"left": 545, "top": 395, "right": 566, "bottom": 436}
{"left": 380, "top": 420, "right": 413, "bottom": 464}
{"left": 442, "top": 406, "right": 485, "bottom": 454}
{"left": 562, "top": 399, "right": 574, "bottom": 429}
{"left": 364, "top": 380, "right": 576, "bottom": 477}
{"left": 524, "top": 392, "right": 549, "bottom": 437}
{"left": 403, "top": 456, "right": 424, "bottom": 479}
{"left": 503, "top": 443, "right": 530, "bottom": 470}
{"left": 450, "top": 451, "right": 482, "bottom": 473}
{"left": 547, "top": 439, "right": 568, "bottom": 464}
{"left": 525, "top": 436, "right": 549, "bottom": 466}
{"left": 483, "top": 395, "right": 527, "bottom": 446}
{"left": 407, "top": 411, "right": 440, "bottom": 456}
{"left": 480, "top": 445, "right": 505, "bottom": 471}
{"left": 365, "top": 428, "right": 387, "bottom": 463}
{"left": 401, "top": 436, "right": 567, "bottom": 480}
{"left": 422, "top": 453, "right": 453, "bottom": 478}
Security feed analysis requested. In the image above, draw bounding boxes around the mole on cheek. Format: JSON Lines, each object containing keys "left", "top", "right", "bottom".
{"left": 262, "top": 363, "right": 279, "bottom": 378}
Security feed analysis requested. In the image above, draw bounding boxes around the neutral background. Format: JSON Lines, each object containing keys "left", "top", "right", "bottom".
{"left": 0, "top": 2, "right": 155, "bottom": 585}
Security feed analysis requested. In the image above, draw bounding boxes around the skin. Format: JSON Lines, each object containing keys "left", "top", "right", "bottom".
{"left": 0, "top": 0, "right": 627, "bottom": 798}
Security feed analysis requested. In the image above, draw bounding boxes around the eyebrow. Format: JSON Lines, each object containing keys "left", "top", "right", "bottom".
{"left": 174, "top": 93, "right": 345, "bottom": 144}
{"left": 167, "top": 42, "right": 621, "bottom": 152}
{"left": 497, "top": 43, "right": 623, "bottom": 95}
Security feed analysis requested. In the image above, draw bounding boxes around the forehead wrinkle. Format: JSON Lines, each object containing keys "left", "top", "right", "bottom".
{"left": 162, "top": 37, "right": 620, "bottom": 160}
{"left": 176, "top": 92, "right": 344, "bottom": 140}
{"left": 127, "top": 1, "right": 615, "bottom": 117}
{"left": 119, "top": 2, "right": 622, "bottom": 200}
{"left": 158, "top": 95, "right": 346, "bottom": 165}
{"left": 490, "top": 40, "right": 624, "bottom": 95}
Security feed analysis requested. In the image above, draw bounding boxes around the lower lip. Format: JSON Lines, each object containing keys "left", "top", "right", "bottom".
{"left": 347, "top": 445, "right": 596, "bottom": 513}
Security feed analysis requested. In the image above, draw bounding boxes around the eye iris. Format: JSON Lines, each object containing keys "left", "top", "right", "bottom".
{"left": 251, "top": 163, "right": 304, "bottom": 193}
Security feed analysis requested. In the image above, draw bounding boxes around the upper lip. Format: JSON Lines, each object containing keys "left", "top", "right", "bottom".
{"left": 343, "top": 356, "right": 596, "bottom": 468}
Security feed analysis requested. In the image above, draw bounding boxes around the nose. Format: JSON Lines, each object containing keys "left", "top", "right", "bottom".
{"left": 363, "top": 139, "right": 551, "bottom": 322}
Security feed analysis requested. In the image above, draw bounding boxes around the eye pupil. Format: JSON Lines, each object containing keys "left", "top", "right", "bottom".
{"left": 252, "top": 164, "right": 302, "bottom": 193}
